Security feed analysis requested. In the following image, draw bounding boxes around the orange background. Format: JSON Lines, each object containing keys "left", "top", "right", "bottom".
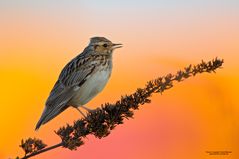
{"left": 0, "top": 1, "right": 238, "bottom": 159}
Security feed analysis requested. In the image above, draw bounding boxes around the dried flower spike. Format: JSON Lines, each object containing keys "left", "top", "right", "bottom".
{"left": 17, "top": 58, "right": 223, "bottom": 159}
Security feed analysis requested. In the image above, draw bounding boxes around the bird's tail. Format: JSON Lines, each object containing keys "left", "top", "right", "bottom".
{"left": 35, "top": 105, "right": 68, "bottom": 130}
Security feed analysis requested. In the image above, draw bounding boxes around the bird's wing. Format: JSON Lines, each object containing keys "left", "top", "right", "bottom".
{"left": 35, "top": 54, "right": 98, "bottom": 129}
{"left": 46, "top": 53, "right": 98, "bottom": 105}
{"left": 60, "top": 60, "right": 97, "bottom": 87}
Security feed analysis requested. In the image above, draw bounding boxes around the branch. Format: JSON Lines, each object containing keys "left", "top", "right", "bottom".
{"left": 16, "top": 57, "right": 224, "bottom": 159}
{"left": 20, "top": 142, "right": 62, "bottom": 159}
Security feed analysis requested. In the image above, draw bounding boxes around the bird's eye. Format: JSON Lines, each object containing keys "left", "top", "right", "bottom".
{"left": 103, "top": 44, "right": 108, "bottom": 47}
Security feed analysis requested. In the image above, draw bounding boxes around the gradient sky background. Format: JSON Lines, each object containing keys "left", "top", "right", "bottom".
{"left": 0, "top": 0, "right": 239, "bottom": 159}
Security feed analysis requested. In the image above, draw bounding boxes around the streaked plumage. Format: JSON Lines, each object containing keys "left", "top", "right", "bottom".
{"left": 35, "top": 37, "right": 122, "bottom": 130}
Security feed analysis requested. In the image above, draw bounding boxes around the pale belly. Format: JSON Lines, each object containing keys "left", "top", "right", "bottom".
{"left": 69, "top": 69, "right": 111, "bottom": 107}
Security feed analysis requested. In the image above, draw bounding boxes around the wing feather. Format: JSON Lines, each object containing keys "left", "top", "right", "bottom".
{"left": 36, "top": 52, "right": 99, "bottom": 129}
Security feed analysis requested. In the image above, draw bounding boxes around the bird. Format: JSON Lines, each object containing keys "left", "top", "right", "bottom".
{"left": 35, "top": 37, "right": 122, "bottom": 130}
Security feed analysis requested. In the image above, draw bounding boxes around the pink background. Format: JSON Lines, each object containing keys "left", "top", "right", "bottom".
{"left": 0, "top": 1, "right": 238, "bottom": 159}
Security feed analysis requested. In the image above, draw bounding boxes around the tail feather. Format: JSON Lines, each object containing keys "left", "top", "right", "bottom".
{"left": 35, "top": 87, "right": 75, "bottom": 130}
{"left": 35, "top": 108, "right": 47, "bottom": 130}
{"left": 35, "top": 104, "right": 68, "bottom": 130}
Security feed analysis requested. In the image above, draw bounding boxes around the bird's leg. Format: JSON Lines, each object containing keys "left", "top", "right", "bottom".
{"left": 81, "top": 105, "right": 94, "bottom": 112}
{"left": 75, "top": 107, "right": 87, "bottom": 118}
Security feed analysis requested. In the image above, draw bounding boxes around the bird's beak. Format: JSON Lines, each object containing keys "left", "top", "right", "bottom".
{"left": 112, "top": 43, "right": 123, "bottom": 50}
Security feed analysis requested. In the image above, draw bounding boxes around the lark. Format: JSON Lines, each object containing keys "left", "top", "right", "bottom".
{"left": 35, "top": 37, "right": 122, "bottom": 130}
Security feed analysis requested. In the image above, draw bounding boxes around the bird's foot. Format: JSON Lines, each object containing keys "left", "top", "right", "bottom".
{"left": 75, "top": 107, "right": 87, "bottom": 118}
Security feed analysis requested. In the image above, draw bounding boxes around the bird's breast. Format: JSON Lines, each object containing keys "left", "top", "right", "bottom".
{"left": 87, "top": 68, "right": 111, "bottom": 92}
{"left": 70, "top": 67, "right": 112, "bottom": 107}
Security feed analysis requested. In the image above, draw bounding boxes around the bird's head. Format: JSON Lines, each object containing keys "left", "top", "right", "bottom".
{"left": 89, "top": 37, "right": 122, "bottom": 54}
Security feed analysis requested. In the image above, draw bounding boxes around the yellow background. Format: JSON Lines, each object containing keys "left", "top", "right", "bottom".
{"left": 0, "top": 1, "right": 238, "bottom": 159}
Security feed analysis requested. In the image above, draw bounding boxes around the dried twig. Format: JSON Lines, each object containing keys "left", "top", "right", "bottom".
{"left": 16, "top": 58, "right": 224, "bottom": 159}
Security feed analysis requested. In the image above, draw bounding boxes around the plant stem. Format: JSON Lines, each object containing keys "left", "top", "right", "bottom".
{"left": 21, "top": 142, "right": 63, "bottom": 159}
